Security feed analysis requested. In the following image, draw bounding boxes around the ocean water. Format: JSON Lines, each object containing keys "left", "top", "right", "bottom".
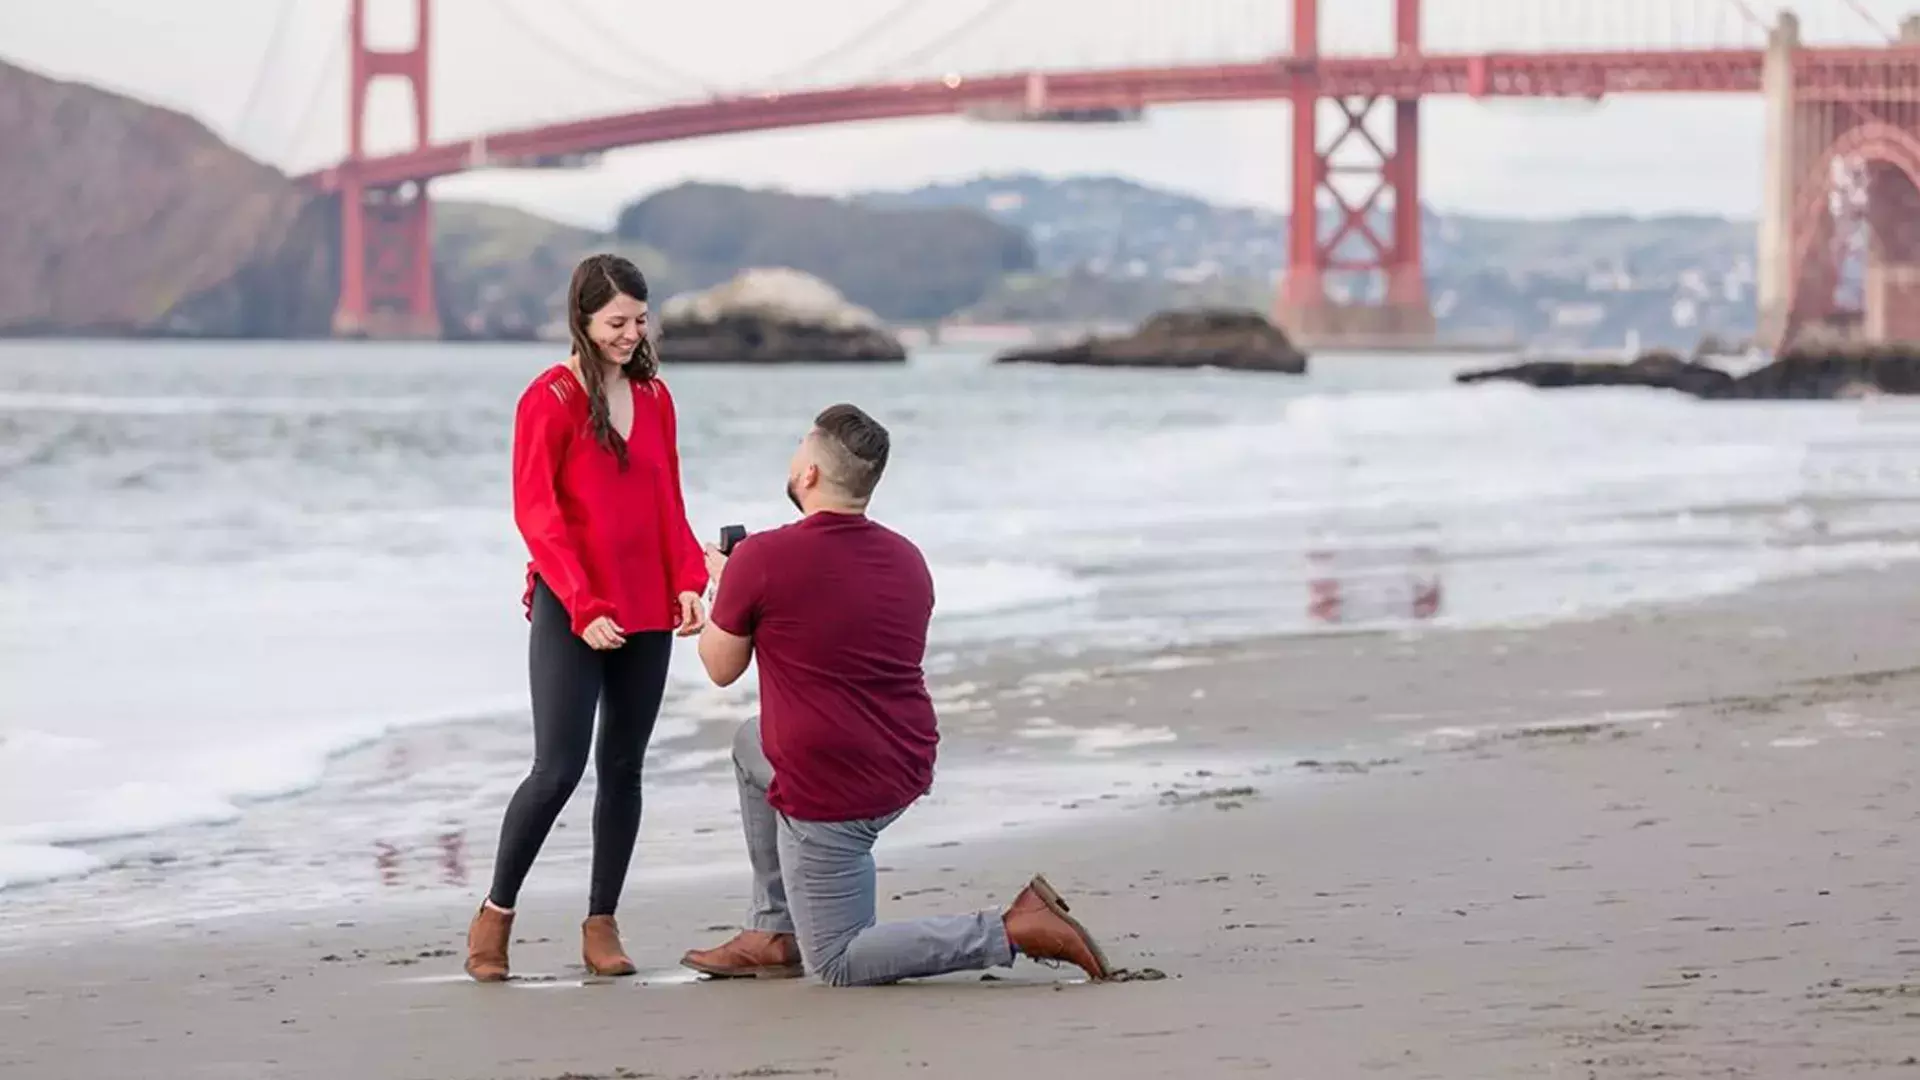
{"left": 6, "top": 339, "right": 1920, "bottom": 918}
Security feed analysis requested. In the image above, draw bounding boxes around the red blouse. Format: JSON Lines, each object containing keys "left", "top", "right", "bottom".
{"left": 511, "top": 364, "right": 708, "bottom": 636}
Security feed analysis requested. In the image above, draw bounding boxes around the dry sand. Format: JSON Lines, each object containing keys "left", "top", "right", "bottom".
{"left": 7, "top": 569, "right": 1920, "bottom": 1078}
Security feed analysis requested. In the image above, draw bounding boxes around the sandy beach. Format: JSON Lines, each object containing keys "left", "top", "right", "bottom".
{"left": 7, "top": 566, "right": 1920, "bottom": 1079}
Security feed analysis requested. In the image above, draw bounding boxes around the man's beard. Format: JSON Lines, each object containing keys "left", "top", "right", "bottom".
{"left": 785, "top": 478, "right": 803, "bottom": 512}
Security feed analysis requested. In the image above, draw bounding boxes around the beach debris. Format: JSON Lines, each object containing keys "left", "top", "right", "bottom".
{"left": 1158, "top": 785, "right": 1256, "bottom": 807}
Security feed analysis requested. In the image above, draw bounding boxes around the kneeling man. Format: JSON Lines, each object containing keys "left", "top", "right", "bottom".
{"left": 683, "top": 403, "right": 1109, "bottom": 986}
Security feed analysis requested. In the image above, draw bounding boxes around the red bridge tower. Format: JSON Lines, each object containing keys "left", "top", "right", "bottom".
{"left": 1760, "top": 13, "right": 1920, "bottom": 350}
{"left": 334, "top": 0, "right": 439, "bottom": 338}
{"left": 1274, "top": 0, "right": 1436, "bottom": 348}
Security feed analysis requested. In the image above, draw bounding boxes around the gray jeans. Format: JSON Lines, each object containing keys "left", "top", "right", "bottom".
{"left": 731, "top": 720, "right": 1015, "bottom": 986}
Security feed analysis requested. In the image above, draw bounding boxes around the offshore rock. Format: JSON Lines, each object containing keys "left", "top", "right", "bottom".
{"left": 1454, "top": 350, "right": 1735, "bottom": 396}
{"left": 1456, "top": 344, "right": 1920, "bottom": 399}
{"left": 993, "top": 308, "right": 1308, "bottom": 373}
{"left": 658, "top": 268, "right": 906, "bottom": 363}
{"left": 1714, "top": 343, "right": 1920, "bottom": 398}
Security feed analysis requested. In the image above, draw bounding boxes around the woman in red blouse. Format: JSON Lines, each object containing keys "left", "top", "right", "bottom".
{"left": 465, "top": 254, "right": 708, "bottom": 983}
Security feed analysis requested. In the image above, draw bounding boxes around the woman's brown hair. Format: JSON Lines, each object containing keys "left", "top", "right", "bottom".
{"left": 566, "top": 254, "right": 658, "bottom": 470}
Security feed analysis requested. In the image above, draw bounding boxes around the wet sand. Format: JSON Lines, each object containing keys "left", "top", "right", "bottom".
{"left": 7, "top": 569, "right": 1920, "bottom": 1078}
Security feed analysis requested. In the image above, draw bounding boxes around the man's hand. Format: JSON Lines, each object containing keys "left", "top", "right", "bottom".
{"left": 703, "top": 543, "right": 729, "bottom": 588}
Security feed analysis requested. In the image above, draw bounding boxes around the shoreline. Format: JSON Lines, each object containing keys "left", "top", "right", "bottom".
{"left": 0, "top": 641, "right": 1266, "bottom": 947}
{"left": 7, "top": 554, "right": 1920, "bottom": 931}
{"left": 9, "top": 564, "right": 1920, "bottom": 1076}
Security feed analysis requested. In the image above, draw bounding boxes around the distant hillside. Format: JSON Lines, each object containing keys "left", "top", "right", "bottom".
{"left": 864, "top": 175, "right": 1284, "bottom": 283}
{"left": 433, "top": 202, "right": 678, "bottom": 340}
{"left": 0, "top": 57, "right": 334, "bottom": 336}
{"left": 0, "top": 58, "right": 655, "bottom": 341}
{"left": 457, "top": 175, "right": 1762, "bottom": 348}
{"left": 614, "top": 182, "right": 1035, "bottom": 322}
{"left": 862, "top": 173, "right": 1760, "bottom": 348}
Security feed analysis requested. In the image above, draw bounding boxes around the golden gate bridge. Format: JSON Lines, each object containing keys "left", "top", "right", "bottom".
{"left": 262, "top": 0, "right": 1920, "bottom": 351}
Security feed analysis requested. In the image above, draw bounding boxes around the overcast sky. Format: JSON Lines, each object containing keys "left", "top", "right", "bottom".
{"left": 6, "top": 0, "right": 1911, "bottom": 228}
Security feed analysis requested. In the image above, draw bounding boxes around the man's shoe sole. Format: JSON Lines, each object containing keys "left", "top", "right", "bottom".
{"left": 1028, "top": 874, "right": 1111, "bottom": 980}
{"left": 679, "top": 956, "right": 804, "bottom": 980}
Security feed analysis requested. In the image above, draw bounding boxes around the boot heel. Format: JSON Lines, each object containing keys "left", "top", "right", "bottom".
{"left": 465, "top": 902, "right": 513, "bottom": 982}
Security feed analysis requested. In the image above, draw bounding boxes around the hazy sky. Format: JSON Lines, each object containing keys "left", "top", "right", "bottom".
{"left": 6, "top": 0, "right": 1912, "bottom": 228}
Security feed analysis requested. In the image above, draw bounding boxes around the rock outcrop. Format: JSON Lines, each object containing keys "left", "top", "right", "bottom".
{"left": 1455, "top": 350, "right": 1735, "bottom": 396}
{"left": 658, "top": 268, "right": 907, "bottom": 363}
{"left": 993, "top": 308, "right": 1308, "bottom": 373}
{"left": 1713, "top": 344, "right": 1920, "bottom": 398}
{"left": 0, "top": 58, "right": 336, "bottom": 337}
{"left": 1456, "top": 344, "right": 1920, "bottom": 400}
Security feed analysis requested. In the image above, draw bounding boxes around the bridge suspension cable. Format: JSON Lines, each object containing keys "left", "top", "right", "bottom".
{"left": 550, "top": 0, "right": 716, "bottom": 92}
{"left": 479, "top": 0, "right": 699, "bottom": 102}
{"left": 756, "top": 0, "right": 935, "bottom": 87}
{"left": 276, "top": 24, "right": 347, "bottom": 170}
{"left": 1722, "top": 0, "right": 1768, "bottom": 33}
{"left": 1449, "top": 0, "right": 1784, "bottom": 53}
{"left": 231, "top": 0, "right": 305, "bottom": 147}
{"left": 1837, "top": 0, "right": 1895, "bottom": 40}
{"left": 872, "top": 0, "right": 1023, "bottom": 78}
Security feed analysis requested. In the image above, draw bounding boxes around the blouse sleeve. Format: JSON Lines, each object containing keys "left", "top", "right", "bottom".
{"left": 655, "top": 379, "right": 711, "bottom": 598}
{"left": 512, "top": 381, "right": 616, "bottom": 635}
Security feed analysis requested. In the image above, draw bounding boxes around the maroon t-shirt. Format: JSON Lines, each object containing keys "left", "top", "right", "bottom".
{"left": 709, "top": 511, "right": 939, "bottom": 822}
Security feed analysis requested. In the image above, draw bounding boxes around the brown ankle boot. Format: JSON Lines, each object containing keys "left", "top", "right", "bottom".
{"left": 1003, "top": 874, "right": 1110, "bottom": 981}
{"left": 465, "top": 902, "right": 513, "bottom": 982}
{"left": 582, "top": 915, "right": 637, "bottom": 976}
{"left": 680, "top": 929, "right": 804, "bottom": 979}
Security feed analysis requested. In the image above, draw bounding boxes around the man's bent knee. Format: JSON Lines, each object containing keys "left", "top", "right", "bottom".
{"left": 810, "top": 952, "right": 858, "bottom": 988}
{"left": 802, "top": 936, "right": 899, "bottom": 988}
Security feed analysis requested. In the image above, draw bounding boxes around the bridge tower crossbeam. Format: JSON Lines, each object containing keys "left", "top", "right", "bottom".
{"left": 1274, "top": 0, "right": 1435, "bottom": 349}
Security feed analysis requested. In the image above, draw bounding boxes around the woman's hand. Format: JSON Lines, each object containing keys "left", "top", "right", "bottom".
{"left": 582, "top": 616, "right": 627, "bottom": 651}
{"left": 675, "top": 591, "right": 707, "bottom": 637}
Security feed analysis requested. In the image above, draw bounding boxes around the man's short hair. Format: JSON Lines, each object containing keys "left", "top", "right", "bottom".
{"left": 811, "top": 403, "right": 890, "bottom": 501}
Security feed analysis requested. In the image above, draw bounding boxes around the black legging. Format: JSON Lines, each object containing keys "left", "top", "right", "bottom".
{"left": 487, "top": 577, "right": 671, "bottom": 915}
